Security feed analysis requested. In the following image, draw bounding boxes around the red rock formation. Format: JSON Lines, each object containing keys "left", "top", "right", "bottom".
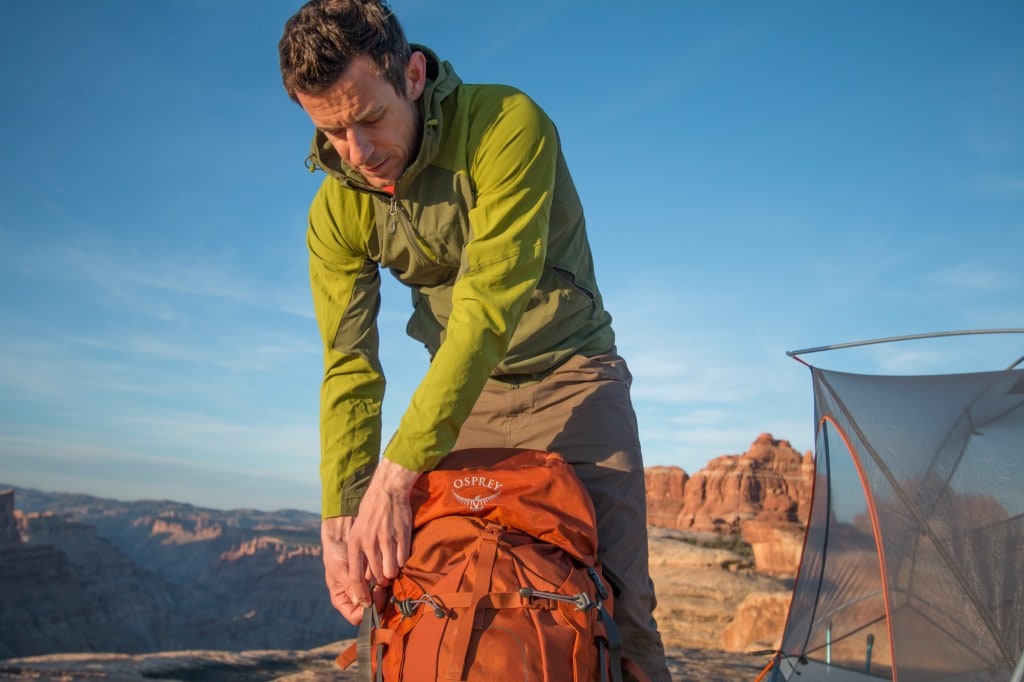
{"left": 646, "top": 434, "right": 811, "bottom": 532}
{"left": 643, "top": 466, "right": 689, "bottom": 529}
{"left": 220, "top": 535, "right": 321, "bottom": 563}
{"left": 645, "top": 434, "right": 814, "bottom": 576}
{"left": 147, "top": 515, "right": 223, "bottom": 544}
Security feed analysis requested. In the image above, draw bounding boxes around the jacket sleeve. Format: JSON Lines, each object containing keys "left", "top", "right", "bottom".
{"left": 382, "top": 90, "right": 556, "bottom": 472}
{"left": 307, "top": 184, "right": 385, "bottom": 518}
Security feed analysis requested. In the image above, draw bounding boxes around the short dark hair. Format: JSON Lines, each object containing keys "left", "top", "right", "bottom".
{"left": 278, "top": 0, "right": 411, "bottom": 102}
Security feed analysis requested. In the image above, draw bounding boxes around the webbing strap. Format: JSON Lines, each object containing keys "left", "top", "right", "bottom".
{"left": 335, "top": 641, "right": 357, "bottom": 671}
{"left": 356, "top": 605, "right": 383, "bottom": 682}
{"left": 444, "top": 524, "right": 501, "bottom": 681}
{"left": 600, "top": 607, "right": 624, "bottom": 682}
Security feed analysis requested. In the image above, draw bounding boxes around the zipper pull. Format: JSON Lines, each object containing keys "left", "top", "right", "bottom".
{"left": 389, "top": 196, "right": 398, "bottom": 234}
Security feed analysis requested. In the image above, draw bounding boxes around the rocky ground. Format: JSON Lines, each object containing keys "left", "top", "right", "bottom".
{"left": 0, "top": 528, "right": 783, "bottom": 681}
{"left": 0, "top": 646, "right": 770, "bottom": 681}
{"left": 648, "top": 527, "right": 788, "bottom": 649}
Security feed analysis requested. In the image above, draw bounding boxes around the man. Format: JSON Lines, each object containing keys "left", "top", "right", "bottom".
{"left": 279, "top": 1, "right": 670, "bottom": 679}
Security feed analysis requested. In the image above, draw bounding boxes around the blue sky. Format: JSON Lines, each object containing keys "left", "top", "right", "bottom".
{"left": 1, "top": 1, "right": 1021, "bottom": 513}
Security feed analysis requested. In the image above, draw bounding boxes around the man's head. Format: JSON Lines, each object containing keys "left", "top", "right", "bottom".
{"left": 278, "top": 0, "right": 411, "bottom": 102}
{"left": 279, "top": 0, "right": 427, "bottom": 188}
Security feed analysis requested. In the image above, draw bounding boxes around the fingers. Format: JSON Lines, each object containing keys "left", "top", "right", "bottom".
{"left": 321, "top": 516, "right": 370, "bottom": 622}
{"left": 365, "top": 529, "right": 388, "bottom": 586}
{"left": 328, "top": 582, "right": 365, "bottom": 625}
{"left": 346, "top": 539, "right": 373, "bottom": 609}
{"left": 355, "top": 457, "right": 418, "bottom": 582}
{"left": 376, "top": 524, "right": 398, "bottom": 582}
{"left": 371, "top": 582, "right": 388, "bottom": 612}
{"left": 347, "top": 530, "right": 396, "bottom": 591}
{"left": 381, "top": 522, "right": 410, "bottom": 580}
{"left": 319, "top": 515, "right": 396, "bottom": 625}
{"left": 394, "top": 522, "right": 411, "bottom": 571}
{"left": 349, "top": 491, "right": 413, "bottom": 585}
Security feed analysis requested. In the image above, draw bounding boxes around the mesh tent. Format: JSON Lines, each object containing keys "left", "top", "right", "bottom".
{"left": 768, "top": 332, "right": 1024, "bottom": 682}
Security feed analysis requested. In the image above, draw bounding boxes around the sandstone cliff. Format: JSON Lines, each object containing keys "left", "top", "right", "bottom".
{"left": 645, "top": 433, "right": 813, "bottom": 577}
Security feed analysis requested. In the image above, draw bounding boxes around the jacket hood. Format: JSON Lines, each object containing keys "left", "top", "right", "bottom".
{"left": 306, "top": 45, "right": 462, "bottom": 190}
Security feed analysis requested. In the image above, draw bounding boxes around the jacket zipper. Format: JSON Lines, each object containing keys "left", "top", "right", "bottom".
{"left": 389, "top": 195, "right": 439, "bottom": 265}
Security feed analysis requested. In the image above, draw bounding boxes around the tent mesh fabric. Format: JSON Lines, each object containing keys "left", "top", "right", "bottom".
{"left": 773, "top": 367, "right": 1024, "bottom": 681}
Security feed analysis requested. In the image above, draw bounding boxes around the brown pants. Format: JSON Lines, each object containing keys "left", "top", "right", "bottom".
{"left": 453, "top": 350, "right": 672, "bottom": 681}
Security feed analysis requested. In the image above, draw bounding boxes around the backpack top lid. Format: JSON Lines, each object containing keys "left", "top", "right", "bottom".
{"left": 410, "top": 448, "right": 600, "bottom": 566}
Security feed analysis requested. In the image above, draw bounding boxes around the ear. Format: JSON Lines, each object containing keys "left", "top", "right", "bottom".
{"left": 405, "top": 50, "right": 427, "bottom": 100}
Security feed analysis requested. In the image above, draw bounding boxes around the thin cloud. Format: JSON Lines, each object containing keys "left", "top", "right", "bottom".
{"left": 0, "top": 320, "right": 317, "bottom": 407}
{"left": 1, "top": 410, "right": 318, "bottom": 478}
{"left": 965, "top": 175, "right": 1024, "bottom": 199}
{"left": 459, "top": 3, "right": 568, "bottom": 65}
{"left": 0, "top": 348, "right": 75, "bottom": 401}
{"left": 47, "top": 245, "right": 313, "bottom": 319}
{"left": 113, "top": 409, "right": 317, "bottom": 460}
{"left": 71, "top": 330, "right": 319, "bottom": 373}
{"left": 1, "top": 432, "right": 318, "bottom": 511}
{"left": 588, "top": 26, "right": 755, "bottom": 126}
{"left": 928, "top": 262, "right": 1018, "bottom": 292}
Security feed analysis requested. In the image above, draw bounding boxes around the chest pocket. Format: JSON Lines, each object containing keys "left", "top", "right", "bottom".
{"left": 408, "top": 167, "right": 474, "bottom": 266}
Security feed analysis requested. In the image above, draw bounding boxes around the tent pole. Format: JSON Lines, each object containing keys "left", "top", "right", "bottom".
{"left": 787, "top": 328, "right": 1024, "bottom": 359}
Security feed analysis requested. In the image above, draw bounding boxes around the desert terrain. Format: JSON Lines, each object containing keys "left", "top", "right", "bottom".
{"left": 1, "top": 434, "right": 806, "bottom": 681}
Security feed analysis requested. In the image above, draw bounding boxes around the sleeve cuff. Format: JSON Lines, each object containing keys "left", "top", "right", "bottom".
{"left": 322, "top": 462, "right": 376, "bottom": 518}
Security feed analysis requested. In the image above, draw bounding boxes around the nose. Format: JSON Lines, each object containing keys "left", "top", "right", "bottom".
{"left": 346, "top": 127, "right": 374, "bottom": 168}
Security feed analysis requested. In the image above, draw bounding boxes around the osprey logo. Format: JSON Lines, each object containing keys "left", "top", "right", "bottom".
{"left": 451, "top": 475, "right": 503, "bottom": 511}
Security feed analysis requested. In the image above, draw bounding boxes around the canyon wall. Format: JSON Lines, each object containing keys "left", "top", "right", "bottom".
{"left": 0, "top": 489, "right": 351, "bottom": 658}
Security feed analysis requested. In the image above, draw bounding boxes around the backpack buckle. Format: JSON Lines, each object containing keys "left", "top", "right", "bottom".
{"left": 519, "top": 587, "right": 597, "bottom": 612}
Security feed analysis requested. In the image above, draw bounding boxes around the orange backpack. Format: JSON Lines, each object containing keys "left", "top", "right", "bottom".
{"left": 337, "top": 448, "right": 627, "bottom": 681}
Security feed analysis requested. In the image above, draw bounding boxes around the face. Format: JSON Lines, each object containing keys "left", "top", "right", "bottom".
{"left": 296, "top": 52, "right": 427, "bottom": 188}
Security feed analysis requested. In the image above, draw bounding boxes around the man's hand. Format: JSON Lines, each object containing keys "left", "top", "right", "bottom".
{"left": 344, "top": 458, "right": 421, "bottom": 613}
{"left": 321, "top": 515, "right": 364, "bottom": 625}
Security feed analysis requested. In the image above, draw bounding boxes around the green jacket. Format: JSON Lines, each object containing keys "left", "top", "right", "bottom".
{"left": 306, "top": 47, "right": 615, "bottom": 517}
